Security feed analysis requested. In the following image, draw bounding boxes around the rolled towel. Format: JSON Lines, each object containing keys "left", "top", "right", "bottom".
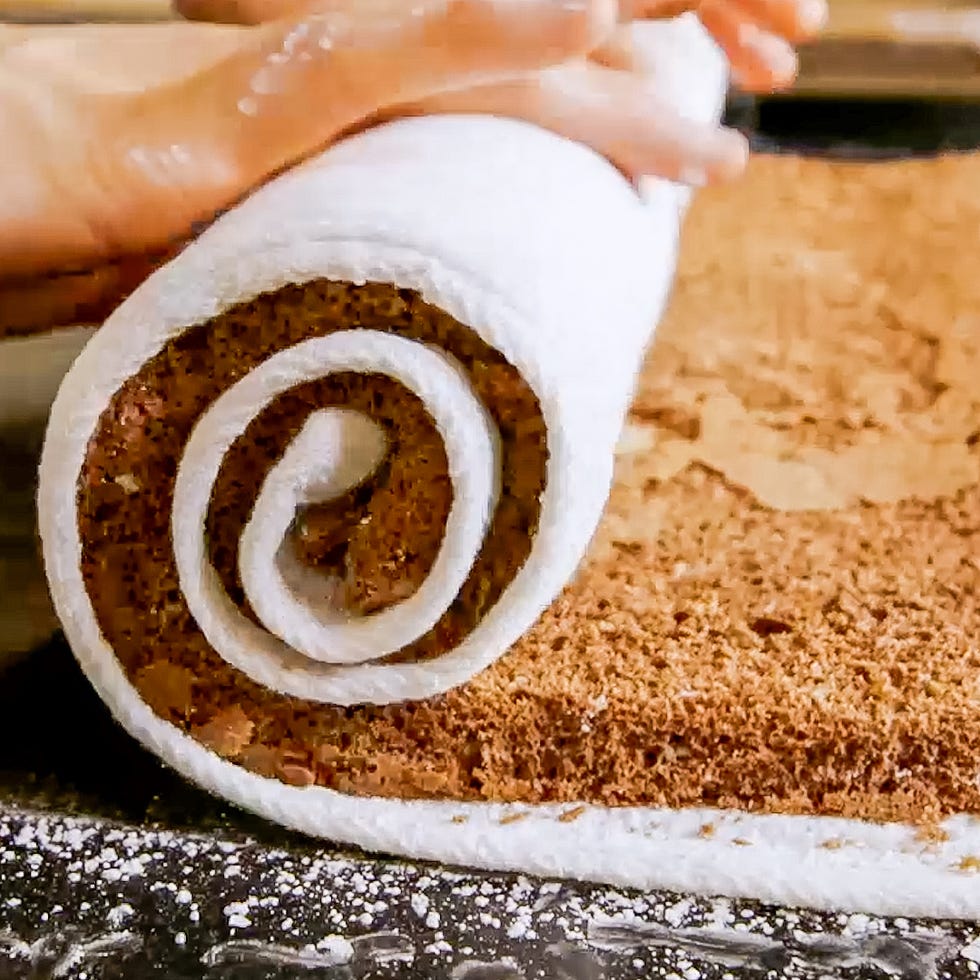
{"left": 39, "top": 16, "right": 728, "bottom": 873}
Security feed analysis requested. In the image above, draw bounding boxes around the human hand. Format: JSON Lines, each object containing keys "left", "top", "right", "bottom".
{"left": 179, "top": 0, "right": 827, "bottom": 93}
{"left": 170, "top": 0, "right": 827, "bottom": 191}
{"left": 0, "top": 0, "right": 616, "bottom": 329}
{"left": 171, "top": 0, "right": 826, "bottom": 186}
{"left": 0, "top": 0, "right": 615, "bottom": 283}
{"left": 0, "top": 0, "right": 822, "bottom": 332}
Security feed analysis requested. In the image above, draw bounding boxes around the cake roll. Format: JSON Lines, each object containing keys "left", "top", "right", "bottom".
{"left": 26, "top": 8, "right": 980, "bottom": 917}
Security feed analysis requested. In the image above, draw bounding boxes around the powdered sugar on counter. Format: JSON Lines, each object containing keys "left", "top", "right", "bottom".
{"left": 0, "top": 803, "right": 978, "bottom": 979}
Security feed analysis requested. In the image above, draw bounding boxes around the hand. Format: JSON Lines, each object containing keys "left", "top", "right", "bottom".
{"left": 0, "top": 0, "right": 608, "bottom": 329}
{"left": 0, "top": 0, "right": 615, "bottom": 282}
{"left": 181, "top": 0, "right": 827, "bottom": 93}
{"left": 0, "top": 0, "right": 821, "bottom": 332}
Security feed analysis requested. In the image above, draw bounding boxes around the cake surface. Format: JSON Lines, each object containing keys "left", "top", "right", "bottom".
{"left": 66, "top": 151, "right": 980, "bottom": 824}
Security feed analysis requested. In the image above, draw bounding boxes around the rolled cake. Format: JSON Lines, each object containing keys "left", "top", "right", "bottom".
{"left": 41, "top": 12, "right": 725, "bottom": 697}
{"left": 36, "top": 18, "right": 980, "bottom": 918}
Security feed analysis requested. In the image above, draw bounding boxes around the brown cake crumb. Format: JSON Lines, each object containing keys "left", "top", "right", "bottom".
{"left": 77, "top": 152, "right": 980, "bottom": 827}
{"left": 206, "top": 372, "right": 453, "bottom": 621}
{"left": 77, "top": 281, "right": 549, "bottom": 787}
{"left": 135, "top": 662, "right": 197, "bottom": 721}
{"left": 191, "top": 705, "right": 254, "bottom": 758}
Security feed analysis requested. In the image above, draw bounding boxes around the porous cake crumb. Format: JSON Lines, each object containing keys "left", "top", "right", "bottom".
{"left": 76, "top": 153, "right": 980, "bottom": 824}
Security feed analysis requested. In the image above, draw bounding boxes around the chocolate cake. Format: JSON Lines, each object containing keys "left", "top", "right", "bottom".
{"left": 51, "top": 152, "right": 980, "bottom": 826}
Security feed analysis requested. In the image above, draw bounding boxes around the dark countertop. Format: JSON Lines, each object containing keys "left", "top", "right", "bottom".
{"left": 3, "top": 96, "right": 980, "bottom": 979}
{"left": 1, "top": 794, "right": 978, "bottom": 980}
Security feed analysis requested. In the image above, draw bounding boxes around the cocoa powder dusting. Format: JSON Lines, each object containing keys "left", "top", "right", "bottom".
{"left": 77, "top": 154, "right": 980, "bottom": 826}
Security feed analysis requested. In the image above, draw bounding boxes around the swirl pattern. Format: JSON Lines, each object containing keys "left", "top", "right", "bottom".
{"left": 71, "top": 280, "right": 554, "bottom": 783}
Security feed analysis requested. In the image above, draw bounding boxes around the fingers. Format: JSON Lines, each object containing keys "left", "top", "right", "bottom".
{"left": 173, "top": 0, "right": 618, "bottom": 195}
{"left": 627, "top": 0, "right": 825, "bottom": 93}
{"left": 628, "top": 0, "right": 826, "bottom": 41}
{"left": 698, "top": 0, "right": 798, "bottom": 91}
{"left": 155, "top": 0, "right": 618, "bottom": 147}
{"left": 390, "top": 62, "right": 749, "bottom": 186}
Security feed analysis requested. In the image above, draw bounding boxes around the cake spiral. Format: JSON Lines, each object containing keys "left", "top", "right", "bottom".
{"left": 68, "top": 272, "right": 563, "bottom": 711}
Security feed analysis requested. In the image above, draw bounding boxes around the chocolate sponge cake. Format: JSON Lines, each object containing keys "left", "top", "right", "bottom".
{"left": 30, "top": 98, "right": 980, "bottom": 912}
{"left": 56, "top": 152, "right": 980, "bottom": 822}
